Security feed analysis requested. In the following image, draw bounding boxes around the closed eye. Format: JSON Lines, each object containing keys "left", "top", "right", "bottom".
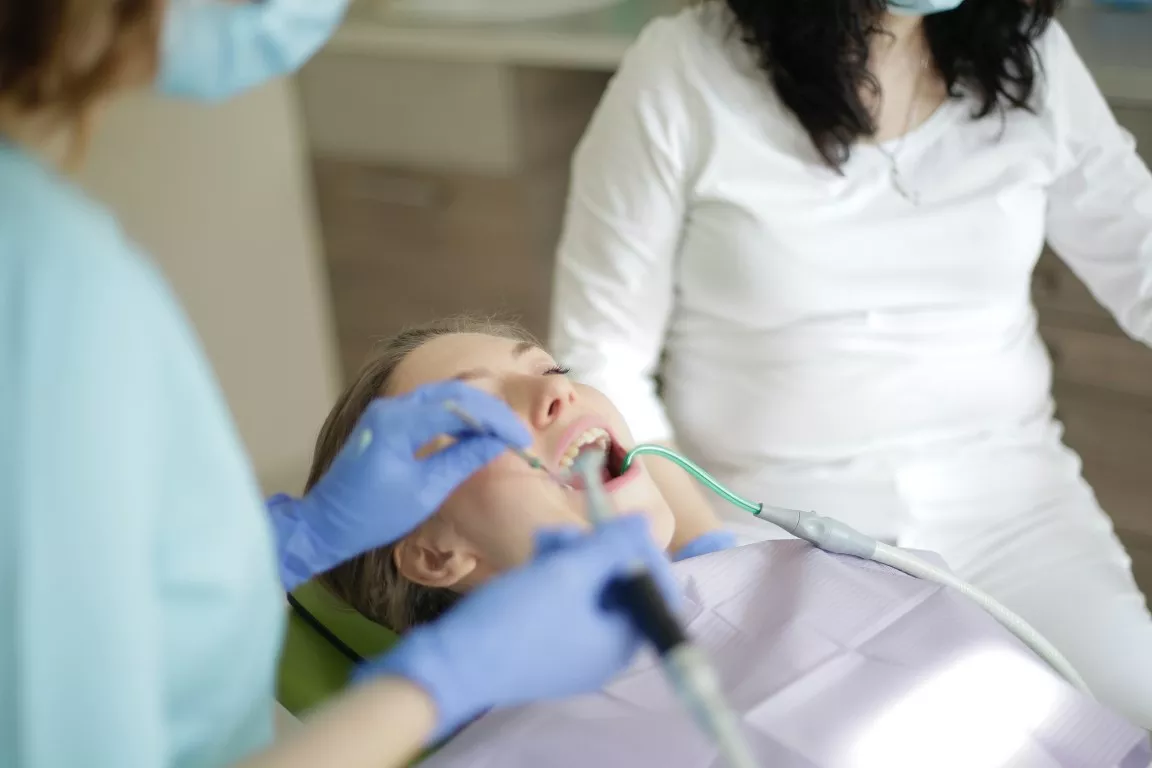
{"left": 545, "top": 365, "right": 571, "bottom": 376}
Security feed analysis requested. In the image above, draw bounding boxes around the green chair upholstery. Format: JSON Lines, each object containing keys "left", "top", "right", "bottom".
{"left": 277, "top": 581, "right": 400, "bottom": 716}
{"left": 277, "top": 584, "right": 454, "bottom": 765}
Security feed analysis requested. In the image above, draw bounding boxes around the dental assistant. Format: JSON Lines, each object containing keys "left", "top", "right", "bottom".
{"left": 552, "top": 0, "right": 1152, "bottom": 727}
{"left": 0, "top": 2, "right": 678, "bottom": 767}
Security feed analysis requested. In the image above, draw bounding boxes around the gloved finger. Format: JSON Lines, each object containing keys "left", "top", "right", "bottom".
{"left": 353, "top": 395, "right": 502, "bottom": 458}
{"left": 439, "top": 383, "right": 531, "bottom": 448}
{"left": 402, "top": 381, "right": 531, "bottom": 448}
{"left": 533, "top": 526, "right": 586, "bottom": 558}
{"left": 416, "top": 435, "right": 512, "bottom": 495}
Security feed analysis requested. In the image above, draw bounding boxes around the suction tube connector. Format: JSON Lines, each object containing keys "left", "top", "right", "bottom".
{"left": 621, "top": 445, "right": 877, "bottom": 559}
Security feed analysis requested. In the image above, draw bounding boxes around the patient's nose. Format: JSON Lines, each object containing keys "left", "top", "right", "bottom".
{"left": 528, "top": 375, "right": 577, "bottom": 430}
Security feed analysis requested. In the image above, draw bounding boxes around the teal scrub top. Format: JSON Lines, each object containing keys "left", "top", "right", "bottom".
{"left": 0, "top": 143, "right": 286, "bottom": 768}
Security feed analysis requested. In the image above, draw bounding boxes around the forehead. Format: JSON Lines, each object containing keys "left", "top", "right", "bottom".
{"left": 389, "top": 333, "right": 541, "bottom": 394}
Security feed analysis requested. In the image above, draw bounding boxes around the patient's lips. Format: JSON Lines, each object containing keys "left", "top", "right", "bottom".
{"left": 552, "top": 417, "right": 640, "bottom": 494}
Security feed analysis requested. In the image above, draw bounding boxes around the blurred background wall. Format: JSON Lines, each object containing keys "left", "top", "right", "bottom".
{"left": 77, "top": 80, "right": 341, "bottom": 496}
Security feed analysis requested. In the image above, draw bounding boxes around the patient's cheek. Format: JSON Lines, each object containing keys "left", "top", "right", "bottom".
{"left": 439, "top": 455, "right": 529, "bottom": 525}
{"left": 443, "top": 467, "right": 568, "bottom": 567}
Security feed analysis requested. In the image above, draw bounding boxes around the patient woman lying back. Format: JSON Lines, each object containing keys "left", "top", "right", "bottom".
{"left": 304, "top": 318, "right": 1147, "bottom": 767}
{"left": 307, "top": 317, "right": 735, "bottom": 634}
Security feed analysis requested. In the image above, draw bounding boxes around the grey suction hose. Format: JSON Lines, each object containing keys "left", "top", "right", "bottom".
{"left": 870, "top": 543, "right": 1090, "bottom": 693}
{"left": 622, "top": 445, "right": 1091, "bottom": 695}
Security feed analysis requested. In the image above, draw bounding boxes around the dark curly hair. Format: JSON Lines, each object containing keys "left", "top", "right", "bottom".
{"left": 722, "top": 0, "right": 1061, "bottom": 167}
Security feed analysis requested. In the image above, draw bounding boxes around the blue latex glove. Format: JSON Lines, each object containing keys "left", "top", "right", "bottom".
{"left": 270, "top": 381, "right": 530, "bottom": 592}
{"left": 673, "top": 530, "right": 738, "bottom": 562}
{"left": 364, "top": 515, "right": 680, "bottom": 741}
{"left": 158, "top": 0, "right": 352, "bottom": 102}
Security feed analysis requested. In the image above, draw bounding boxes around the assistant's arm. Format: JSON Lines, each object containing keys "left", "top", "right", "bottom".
{"left": 1043, "top": 24, "right": 1152, "bottom": 342}
{"left": 235, "top": 678, "right": 436, "bottom": 768}
{"left": 549, "top": 21, "right": 723, "bottom": 551}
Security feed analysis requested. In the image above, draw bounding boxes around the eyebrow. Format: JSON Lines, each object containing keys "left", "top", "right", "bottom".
{"left": 512, "top": 341, "right": 537, "bottom": 358}
{"left": 453, "top": 341, "right": 541, "bottom": 381}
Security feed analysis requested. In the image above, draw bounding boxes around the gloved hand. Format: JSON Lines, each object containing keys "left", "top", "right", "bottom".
{"left": 363, "top": 515, "right": 680, "bottom": 741}
{"left": 269, "top": 381, "right": 530, "bottom": 592}
{"left": 673, "top": 529, "right": 739, "bottom": 562}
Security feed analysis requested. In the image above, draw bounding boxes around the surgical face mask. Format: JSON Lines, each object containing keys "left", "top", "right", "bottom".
{"left": 158, "top": 0, "right": 352, "bottom": 102}
{"left": 888, "top": 0, "right": 966, "bottom": 15}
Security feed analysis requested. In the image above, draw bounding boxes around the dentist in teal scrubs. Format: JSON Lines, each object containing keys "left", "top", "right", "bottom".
{"left": 0, "top": 3, "right": 676, "bottom": 767}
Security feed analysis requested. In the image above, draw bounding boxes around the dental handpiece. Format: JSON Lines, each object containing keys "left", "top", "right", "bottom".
{"left": 571, "top": 451, "right": 759, "bottom": 768}
{"left": 572, "top": 451, "right": 692, "bottom": 655}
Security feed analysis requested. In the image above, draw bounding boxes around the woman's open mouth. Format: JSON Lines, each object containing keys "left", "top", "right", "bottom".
{"left": 555, "top": 423, "right": 639, "bottom": 493}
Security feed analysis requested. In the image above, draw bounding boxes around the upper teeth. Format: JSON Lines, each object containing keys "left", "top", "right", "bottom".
{"left": 558, "top": 427, "right": 611, "bottom": 470}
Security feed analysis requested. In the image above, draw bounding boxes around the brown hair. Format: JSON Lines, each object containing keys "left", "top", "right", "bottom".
{"left": 310, "top": 316, "right": 538, "bottom": 633}
{"left": 0, "top": 1, "right": 164, "bottom": 158}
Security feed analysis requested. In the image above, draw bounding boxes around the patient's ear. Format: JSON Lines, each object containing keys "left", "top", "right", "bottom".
{"left": 394, "top": 517, "right": 478, "bottom": 589}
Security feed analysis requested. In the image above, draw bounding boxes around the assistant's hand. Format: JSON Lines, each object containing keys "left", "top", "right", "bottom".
{"left": 270, "top": 381, "right": 530, "bottom": 592}
{"left": 363, "top": 515, "right": 680, "bottom": 741}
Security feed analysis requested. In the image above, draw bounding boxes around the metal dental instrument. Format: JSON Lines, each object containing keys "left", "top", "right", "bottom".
{"left": 571, "top": 449, "right": 759, "bottom": 768}
{"left": 619, "top": 444, "right": 1090, "bottom": 695}
{"left": 444, "top": 401, "right": 568, "bottom": 485}
{"left": 574, "top": 448, "right": 615, "bottom": 525}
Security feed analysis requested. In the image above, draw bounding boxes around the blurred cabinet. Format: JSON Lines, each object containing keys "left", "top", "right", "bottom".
{"left": 298, "top": 54, "right": 608, "bottom": 377}
{"left": 1035, "top": 104, "right": 1152, "bottom": 595}
{"left": 311, "top": 161, "right": 565, "bottom": 368}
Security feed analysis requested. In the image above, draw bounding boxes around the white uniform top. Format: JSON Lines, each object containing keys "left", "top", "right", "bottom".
{"left": 550, "top": 7, "right": 1152, "bottom": 468}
